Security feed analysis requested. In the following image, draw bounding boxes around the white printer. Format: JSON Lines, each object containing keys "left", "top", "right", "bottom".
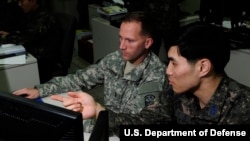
{"left": 0, "top": 44, "right": 26, "bottom": 64}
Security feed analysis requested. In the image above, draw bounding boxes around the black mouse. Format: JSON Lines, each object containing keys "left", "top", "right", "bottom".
{"left": 19, "top": 94, "right": 28, "bottom": 97}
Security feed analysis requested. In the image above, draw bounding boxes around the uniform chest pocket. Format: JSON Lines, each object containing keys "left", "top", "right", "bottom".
{"left": 137, "top": 82, "right": 161, "bottom": 108}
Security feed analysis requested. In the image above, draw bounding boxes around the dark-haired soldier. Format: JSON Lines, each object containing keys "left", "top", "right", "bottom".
{"left": 0, "top": 0, "right": 59, "bottom": 83}
{"left": 166, "top": 22, "right": 250, "bottom": 124}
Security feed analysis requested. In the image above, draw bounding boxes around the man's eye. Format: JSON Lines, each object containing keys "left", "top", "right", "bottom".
{"left": 127, "top": 39, "right": 134, "bottom": 43}
{"left": 170, "top": 61, "right": 177, "bottom": 66}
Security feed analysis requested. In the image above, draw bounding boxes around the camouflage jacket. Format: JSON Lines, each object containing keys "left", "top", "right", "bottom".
{"left": 174, "top": 75, "right": 250, "bottom": 124}
{"left": 1, "top": 7, "right": 59, "bottom": 61}
{"left": 35, "top": 50, "right": 174, "bottom": 135}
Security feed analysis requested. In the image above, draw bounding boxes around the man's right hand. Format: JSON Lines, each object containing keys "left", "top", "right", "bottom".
{"left": 13, "top": 88, "right": 40, "bottom": 99}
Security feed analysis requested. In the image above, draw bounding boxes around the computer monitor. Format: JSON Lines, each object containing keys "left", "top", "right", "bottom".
{"left": 0, "top": 91, "right": 83, "bottom": 141}
{"left": 89, "top": 110, "right": 109, "bottom": 141}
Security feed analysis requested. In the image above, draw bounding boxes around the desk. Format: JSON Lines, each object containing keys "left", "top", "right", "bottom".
{"left": 0, "top": 54, "right": 40, "bottom": 92}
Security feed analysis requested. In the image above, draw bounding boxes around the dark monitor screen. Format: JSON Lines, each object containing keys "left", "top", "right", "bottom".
{"left": 89, "top": 110, "right": 109, "bottom": 141}
{"left": 0, "top": 91, "right": 83, "bottom": 141}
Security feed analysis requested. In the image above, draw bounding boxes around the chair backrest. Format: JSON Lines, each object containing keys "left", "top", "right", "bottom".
{"left": 53, "top": 12, "right": 77, "bottom": 75}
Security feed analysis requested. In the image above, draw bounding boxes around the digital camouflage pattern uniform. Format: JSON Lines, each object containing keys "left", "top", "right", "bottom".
{"left": 35, "top": 50, "right": 174, "bottom": 136}
{"left": 174, "top": 75, "right": 250, "bottom": 124}
{"left": 0, "top": 5, "right": 60, "bottom": 83}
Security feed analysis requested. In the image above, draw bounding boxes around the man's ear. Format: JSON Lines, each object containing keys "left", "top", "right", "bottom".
{"left": 198, "top": 59, "right": 211, "bottom": 77}
{"left": 145, "top": 38, "right": 153, "bottom": 49}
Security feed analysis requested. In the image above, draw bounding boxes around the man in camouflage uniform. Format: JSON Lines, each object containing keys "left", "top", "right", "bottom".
{"left": 13, "top": 11, "right": 174, "bottom": 136}
{"left": 166, "top": 22, "right": 250, "bottom": 124}
{"left": 0, "top": 0, "right": 59, "bottom": 83}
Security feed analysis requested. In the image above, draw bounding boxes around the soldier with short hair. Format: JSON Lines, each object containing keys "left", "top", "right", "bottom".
{"left": 166, "top": 21, "right": 250, "bottom": 124}
{"left": 0, "top": 0, "right": 59, "bottom": 83}
{"left": 13, "top": 11, "right": 174, "bottom": 136}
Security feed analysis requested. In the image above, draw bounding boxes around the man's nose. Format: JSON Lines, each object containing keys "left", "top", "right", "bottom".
{"left": 119, "top": 40, "right": 126, "bottom": 50}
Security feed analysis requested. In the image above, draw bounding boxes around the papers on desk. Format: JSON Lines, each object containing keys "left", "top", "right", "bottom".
{"left": 97, "top": 5, "right": 127, "bottom": 21}
{"left": 98, "top": 6, "right": 127, "bottom": 16}
{"left": 0, "top": 44, "right": 26, "bottom": 64}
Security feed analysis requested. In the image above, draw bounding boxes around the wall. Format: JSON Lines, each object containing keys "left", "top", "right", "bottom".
{"left": 225, "top": 49, "right": 250, "bottom": 87}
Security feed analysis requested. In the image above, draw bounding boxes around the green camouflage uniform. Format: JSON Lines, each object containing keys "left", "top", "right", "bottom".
{"left": 174, "top": 75, "right": 250, "bottom": 124}
{"left": 35, "top": 50, "right": 174, "bottom": 135}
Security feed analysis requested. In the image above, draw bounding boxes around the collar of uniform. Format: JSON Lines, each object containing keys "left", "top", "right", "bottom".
{"left": 122, "top": 52, "right": 152, "bottom": 81}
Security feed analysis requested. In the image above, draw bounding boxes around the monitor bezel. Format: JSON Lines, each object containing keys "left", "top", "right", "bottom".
{"left": 0, "top": 91, "right": 84, "bottom": 141}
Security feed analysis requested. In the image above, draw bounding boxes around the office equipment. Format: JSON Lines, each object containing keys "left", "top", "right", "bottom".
{"left": 0, "top": 44, "right": 26, "bottom": 64}
{"left": 0, "top": 54, "right": 26, "bottom": 64}
{"left": 0, "top": 91, "right": 83, "bottom": 141}
{"left": 0, "top": 44, "right": 25, "bottom": 57}
{"left": 42, "top": 93, "right": 120, "bottom": 141}
{"left": 0, "top": 53, "right": 40, "bottom": 92}
{"left": 89, "top": 111, "right": 109, "bottom": 141}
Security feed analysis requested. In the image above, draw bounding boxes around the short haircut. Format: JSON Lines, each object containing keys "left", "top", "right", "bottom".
{"left": 174, "top": 21, "right": 230, "bottom": 74}
{"left": 121, "top": 11, "right": 158, "bottom": 49}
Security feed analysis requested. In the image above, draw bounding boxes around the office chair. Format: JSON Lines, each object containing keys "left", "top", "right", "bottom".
{"left": 53, "top": 12, "right": 77, "bottom": 76}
